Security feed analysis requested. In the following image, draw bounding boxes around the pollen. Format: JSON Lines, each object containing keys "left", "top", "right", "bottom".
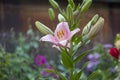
{"left": 57, "top": 29, "right": 65, "bottom": 39}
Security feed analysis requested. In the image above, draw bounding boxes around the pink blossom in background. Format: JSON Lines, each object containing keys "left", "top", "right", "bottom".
{"left": 35, "top": 54, "right": 47, "bottom": 66}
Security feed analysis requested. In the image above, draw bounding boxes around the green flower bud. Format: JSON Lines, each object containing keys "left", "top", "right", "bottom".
{"left": 82, "top": 14, "right": 99, "bottom": 35}
{"left": 48, "top": 8, "right": 55, "bottom": 20}
{"left": 67, "top": 4, "right": 74, "bottom": 21}
{"left": 87, "top": 17, "right": 104, "bottom": 39}
{"left": 91, "top": 14, "right": 99, "bottom": 25}
{"left": 49, "top": 0, "right": 59, "bottom": 9}
{"left": 35, "top": 21, "right": 54, "bottom": 35}
{"left": 81, "top": 0, "right": 92, "bottom": 13}
{"left": 58, "top": 14, "right": 66, "bottom": 22}
{"left": 82, "top": 21, "right": 92, "bottom": 35}
{"left": 68, "top": 0, "right": 75, "bottom": 10}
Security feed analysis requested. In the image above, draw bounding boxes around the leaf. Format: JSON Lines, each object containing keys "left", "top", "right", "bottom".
{"left": 75, "top": 34, "right": 83, "bottom": 44}
{"left": 70, "top": 70, "right": 78, "bottom": 80}
{"left": 71, "top": 18, "right": 80, "bottom": 30}
{"left": 58, "top": 72, "right": 67, "bottom": 80}
{"left": 73, "top": 50, "right": 91, "bottom": 64}
{"left": 61, "top": 51, "right": 73, "bottom": 69}
{"left": 87, "top": 70, "right": 103, "bottom": 80}
{"left": 76, "top": 62, "right": 89, "bottom": 79}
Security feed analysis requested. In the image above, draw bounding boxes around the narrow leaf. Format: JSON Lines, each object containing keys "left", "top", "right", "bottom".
{"left": 73, "top": 50, "right": 91, "bottom": 64}
{"left": 58, "top": 73, "right": 67, "bottom": 80}
{"left": 87, "top": 70, "right": 103, "bottom": 80}
{"left": 61, "top": 52, "right": 73, "bottom": 69}
{"left": 77, "top": 62, "right": 89, "bottom": 79}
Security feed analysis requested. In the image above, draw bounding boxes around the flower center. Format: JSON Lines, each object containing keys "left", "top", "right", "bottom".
{"left": 57, "top": 29, "right": 65, "bottom": 40}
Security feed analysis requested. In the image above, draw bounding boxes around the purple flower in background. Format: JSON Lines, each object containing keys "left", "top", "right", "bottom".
{"left": 35, "top": 54, "right": 47, "bottom": 66}
{"left": 87, "top": 53, "right": 101, "bottom": 71}
{"left": 103, "top": 44, "right": 113, "bottom": 48}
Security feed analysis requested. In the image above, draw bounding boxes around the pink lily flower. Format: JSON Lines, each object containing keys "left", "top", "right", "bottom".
{"left": 40, "top": 22, "right": 80, "bottom": 47}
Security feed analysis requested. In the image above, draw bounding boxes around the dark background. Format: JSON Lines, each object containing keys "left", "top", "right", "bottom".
{"left": 0, "top": 0, "right": 120, "bottom": 43}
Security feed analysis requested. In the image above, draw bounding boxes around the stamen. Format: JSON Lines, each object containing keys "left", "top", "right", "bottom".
{"left": 57, "top": 30, "right": 65, "bottom": 39}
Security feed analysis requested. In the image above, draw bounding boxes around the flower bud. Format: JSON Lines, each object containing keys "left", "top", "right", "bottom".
{"left": 81, "top": 0, "right": 92, "bottom": 13}
{"left": 58, "top": 14, "right": 66, "bottom": 22}
{"left": 67, "top": 4, "right": 74, "bottom": 21}
{"left": 82, "top": 14, "right": 99, "bottom": 36}
{"left": 68, "top": 0, "right": 75, "bottom": 9}
{"left": 91, "top": 14, "right": 99, "bottom": 25}
{"left": 35, "top": 21, "right": 54, "bottom": 35}
{"left": 48, "top": 8, "right": 55, "bottom": 20}
{"left": 109, "top": 48, "right": 120, "bottom": 60}
{"left": 82, "top": 21, "right": 92, "bottom": 35}
{"left": 115, "top": 40, "right": 120, "bottom": 50}
{"left": 87, "top": 17, "right": 104, "bottom": 39}
{"left": 49, "top": 0, "right": 59, "bottom": 9}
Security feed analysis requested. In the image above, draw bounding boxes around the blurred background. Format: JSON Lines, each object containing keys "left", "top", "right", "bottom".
{"left": 0, "top": 0, "right": 120, "bottom": 43}
{"left": 0, "top": 0, "right": 120, "bottom": 79}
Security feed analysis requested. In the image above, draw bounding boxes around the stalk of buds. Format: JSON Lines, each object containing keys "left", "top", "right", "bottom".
{"left": 87, "top": 17, "right": 104, "bottom": 39}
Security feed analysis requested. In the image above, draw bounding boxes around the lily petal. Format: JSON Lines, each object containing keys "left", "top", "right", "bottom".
{"left": 54, "top": 22, "right": 71, "bottom": 41}
{"left": 40, "top": 34, "right": 57, "bottom": 44}
{"left": 70, "top": 28, "right": 80, "bottom": 39}
{"left": 58, "top": 40, "right": 68, "bottom": 47}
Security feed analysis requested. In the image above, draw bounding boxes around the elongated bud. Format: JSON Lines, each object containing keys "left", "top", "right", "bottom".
{"left": 81, "top": 0, "right": 92, "bottom": 13}
{"left": 82, "top": 14, "right": 99, "bottom": 35}
{"left": 49, "top": 0, "right": 59, "bottom": 9}
{"left": 68, "top": 0, "right": 75, "bottom": 9}
{"left": 91, "top": 14, "right": 99, "bottom": 25}
{"left": 35, "top": 21, "right": 54, "bottom": 35}
{"left": 87, "top": 17, "right": 104, "bottom": 39}
{"left": 48, "top": 8, "right": 55, "bottom": 20}
{"left": 67, "top": 4, "right": 74, "bottom": 21}
{"left": 82, "top": 21, "right": 92, "bottom": 35}
{"left": 58, "top": 14, "right": 66, "bottom": 22}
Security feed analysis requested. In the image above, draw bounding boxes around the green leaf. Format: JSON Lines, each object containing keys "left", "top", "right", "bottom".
{"left": 75, "top": 35, "right": 83, "bottom": 44}
{"left": 70, "top": 17, "right": 80, "bottom": 30}
{"left": 73, "top": 3, "right": 81, "bottom": 15}
{"left": 48, "top": 8, "right": 55, "bottom": 20}
{"left": 87, "top": 70, "right": 103, "bottom": 80}
{"left": 58, "top": 72, "right": 67, "bottom": 80}
{"left": 76, "top": 62, "right": 89, "bottom": 79}
{"left": 61, "top": 51, "right": 73, "bottom": 69}
{"left": 73, "top": 50, "right": 91, "bottom": 64}
{"left": 70, "top": 70, "right": 78, "bottom": 80}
